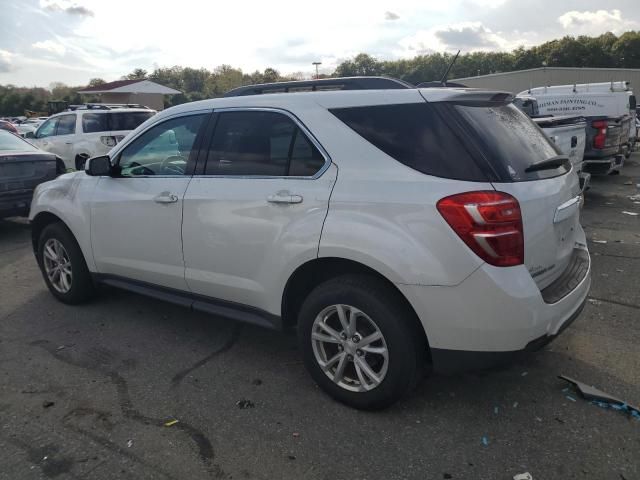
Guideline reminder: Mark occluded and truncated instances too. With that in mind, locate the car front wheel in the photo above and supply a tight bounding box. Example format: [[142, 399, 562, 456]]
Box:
[[37, 222, 95, 304], [298, 275, 425, 410]]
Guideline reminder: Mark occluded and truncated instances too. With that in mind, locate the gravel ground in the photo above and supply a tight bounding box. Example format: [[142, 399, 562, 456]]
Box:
[[0, 154, 639, 480]]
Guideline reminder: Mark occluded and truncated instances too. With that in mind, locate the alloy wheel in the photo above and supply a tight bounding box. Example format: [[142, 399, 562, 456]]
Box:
[[43, 238, 73, 293], [311, 304, 389, 392]]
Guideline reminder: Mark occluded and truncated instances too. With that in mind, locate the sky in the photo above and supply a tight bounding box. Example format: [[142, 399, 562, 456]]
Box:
[[0, 0, 639, 88]]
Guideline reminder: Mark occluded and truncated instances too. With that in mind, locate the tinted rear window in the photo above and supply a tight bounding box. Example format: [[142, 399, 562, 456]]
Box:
[[82, 111, 154, 133], [0, 130, 37, 151], [329, 103, 487, 181], [453, 103, 568, 181], [110, 111, 154, 131], [82, 113, 108, 133]]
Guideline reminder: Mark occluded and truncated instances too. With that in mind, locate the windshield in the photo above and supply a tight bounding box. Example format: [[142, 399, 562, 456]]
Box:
[[453, 103, 569, 181], [0, 130, 38, 152]]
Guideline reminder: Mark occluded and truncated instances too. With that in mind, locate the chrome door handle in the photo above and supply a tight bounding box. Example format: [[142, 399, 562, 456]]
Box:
[[267, 192, 303, 204], [154, 193, 179, 204]]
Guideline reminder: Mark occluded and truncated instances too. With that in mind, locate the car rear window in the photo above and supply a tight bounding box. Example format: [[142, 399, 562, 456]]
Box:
[[452, 103, 569, 181], [0, 130, 37, 151], [82, 111, 154, 133], [329, 103, 487, 181], [110, 111, 155, 131]]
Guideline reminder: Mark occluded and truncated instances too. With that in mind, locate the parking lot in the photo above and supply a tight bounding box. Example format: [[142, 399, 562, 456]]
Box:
[[0, 156, 638, 480]]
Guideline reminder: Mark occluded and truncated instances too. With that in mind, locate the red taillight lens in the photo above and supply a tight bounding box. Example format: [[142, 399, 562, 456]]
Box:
[[592, 120, 607, 149], [437, 191, 524, 267]]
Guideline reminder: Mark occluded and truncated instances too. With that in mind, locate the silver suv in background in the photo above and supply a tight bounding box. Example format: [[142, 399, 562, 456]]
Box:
[[27, 104, 155, 170]]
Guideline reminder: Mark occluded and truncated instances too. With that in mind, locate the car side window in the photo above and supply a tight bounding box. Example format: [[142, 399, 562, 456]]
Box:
[[55, 114, 76, 136], [36, 118, 58, 139], [82, 113, 108, 133], [117, 114, 206, 177], [204, 111, 325, 176]]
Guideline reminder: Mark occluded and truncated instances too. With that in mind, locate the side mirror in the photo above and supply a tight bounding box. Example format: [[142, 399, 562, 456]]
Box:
[[85, 155, 112, 176], [24, 131, 35, 139]]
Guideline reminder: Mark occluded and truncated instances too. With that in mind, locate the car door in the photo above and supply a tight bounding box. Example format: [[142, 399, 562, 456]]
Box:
[[32, 117, 59, 152], [49, 113, 77, 165], [182, 108, 337, 316], [90, 112, 209, 291]]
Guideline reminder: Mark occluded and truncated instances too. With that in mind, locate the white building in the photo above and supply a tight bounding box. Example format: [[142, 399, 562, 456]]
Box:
[[78, 79, 181, 111]]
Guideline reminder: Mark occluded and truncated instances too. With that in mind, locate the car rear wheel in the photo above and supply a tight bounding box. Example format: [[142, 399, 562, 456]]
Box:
[[298, 275, 425, 410], [38, 222, 95, 304]]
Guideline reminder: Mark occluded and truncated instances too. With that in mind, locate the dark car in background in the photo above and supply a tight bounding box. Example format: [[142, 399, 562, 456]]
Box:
[[0, 130, 62, 219]]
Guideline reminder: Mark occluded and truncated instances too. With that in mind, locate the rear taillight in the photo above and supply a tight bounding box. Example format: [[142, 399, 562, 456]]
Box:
[[592, 120, 607, 149], [100, 136, 117, 147], [437, 191, 524, 267]]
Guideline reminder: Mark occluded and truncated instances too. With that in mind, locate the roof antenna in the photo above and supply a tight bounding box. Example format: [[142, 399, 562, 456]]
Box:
[[440, 50, 461, 86]]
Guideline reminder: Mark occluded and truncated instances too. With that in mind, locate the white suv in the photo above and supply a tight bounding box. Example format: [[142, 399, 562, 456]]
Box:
[[28, 106, 155, 170], [29, 78, 591, 409]]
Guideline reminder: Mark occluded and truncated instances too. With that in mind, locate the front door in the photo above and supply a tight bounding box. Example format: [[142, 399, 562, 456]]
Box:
[[90, 112, 208, 291], [182, 109, 337, 314]]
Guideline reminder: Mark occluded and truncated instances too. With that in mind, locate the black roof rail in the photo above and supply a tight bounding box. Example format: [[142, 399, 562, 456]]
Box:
[[66, 103, 151, 111], [224, 76, 414, 97]]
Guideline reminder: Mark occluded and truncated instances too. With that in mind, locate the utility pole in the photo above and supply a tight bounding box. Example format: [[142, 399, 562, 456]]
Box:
[[312, 62, 322, 79]]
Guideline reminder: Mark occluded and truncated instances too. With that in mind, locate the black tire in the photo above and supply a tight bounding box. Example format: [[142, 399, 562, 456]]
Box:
[[75, 154, 89, 171], [297, 274, 426, 410], [37, 222, 95, 304]]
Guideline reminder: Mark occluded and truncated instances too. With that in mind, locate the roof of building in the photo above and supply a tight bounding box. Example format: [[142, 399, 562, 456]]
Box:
[[78, 79, 181, 95]]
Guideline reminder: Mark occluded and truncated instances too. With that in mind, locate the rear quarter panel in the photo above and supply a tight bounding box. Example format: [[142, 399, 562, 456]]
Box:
[[302, 106, 489, 286]]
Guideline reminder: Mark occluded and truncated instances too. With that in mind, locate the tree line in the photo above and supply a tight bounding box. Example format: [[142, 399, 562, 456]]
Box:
[[1, 31, 639, 116]]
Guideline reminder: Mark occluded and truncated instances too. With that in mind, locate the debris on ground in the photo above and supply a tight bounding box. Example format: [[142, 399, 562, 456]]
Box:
[[521, 371, 528, 377], [481, 436, 489, 446], [127, 439, 133, 448], [559, 375, 640, 419], [494, 406, 499, 414], [629, 194, 640, 201], [42, 401, 55, 408], [164, 419, 179, 427], [513, 402, 519, 408], [292, 432, 300, 438], [592, 240, 607, 244], [588, 299, 602, 306], [621, 211, 639, 216], [513, 473, 533, 480], [252, 378, 263, 386], [623, 181, 633, 185], [443, 474, 453, 479], [287, 455, 296, 460], [236, 399, 255, 409], [566, 395, 577, 402]]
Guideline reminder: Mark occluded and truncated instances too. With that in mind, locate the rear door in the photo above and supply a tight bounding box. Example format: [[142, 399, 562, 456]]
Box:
[[182, 108, 336, 315], [451, 103, 584, 290], [48, 113, 77, 165]]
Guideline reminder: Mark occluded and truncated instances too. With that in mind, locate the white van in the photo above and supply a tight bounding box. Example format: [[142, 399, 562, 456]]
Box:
[[523, 82, 636, 149], [519, 82, 636, 174]]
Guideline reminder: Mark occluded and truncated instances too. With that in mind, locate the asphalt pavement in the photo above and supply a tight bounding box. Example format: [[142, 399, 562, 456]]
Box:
[[1, 154, 639, 480]]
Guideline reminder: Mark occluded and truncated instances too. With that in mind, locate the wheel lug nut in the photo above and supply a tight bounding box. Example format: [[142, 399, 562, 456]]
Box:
[[347, 354, 353, 361], [340, 333, 347, 340], [357, 350, 363, 356], [352, 335, 360, 343], [338, 345, 343, 351]]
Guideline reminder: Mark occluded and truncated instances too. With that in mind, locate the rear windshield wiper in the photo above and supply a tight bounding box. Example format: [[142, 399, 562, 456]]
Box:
[[524, 155, 570, 173]]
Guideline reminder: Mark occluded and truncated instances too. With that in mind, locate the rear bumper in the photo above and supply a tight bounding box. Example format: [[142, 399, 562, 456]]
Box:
[[0, 191, 33, 218], [397, 246, 591, 375], [583, 155, 624, 175]]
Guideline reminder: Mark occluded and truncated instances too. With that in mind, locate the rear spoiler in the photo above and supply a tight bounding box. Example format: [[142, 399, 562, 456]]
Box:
[[433, 90, 514, 106]]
